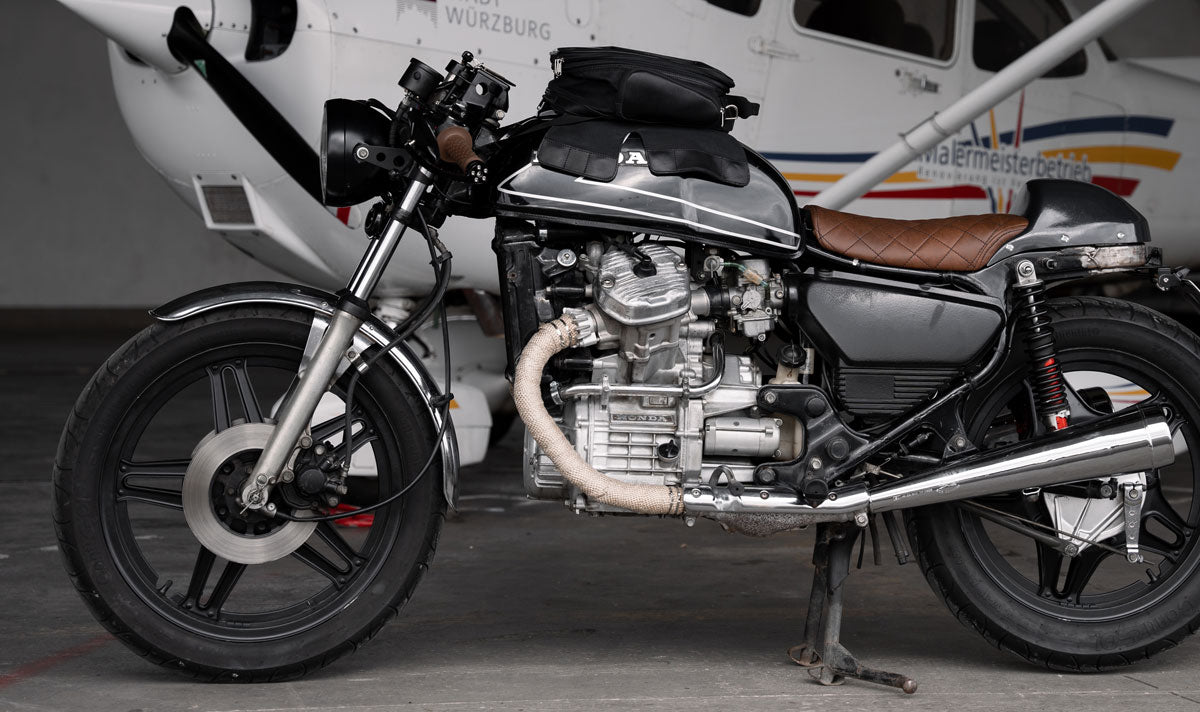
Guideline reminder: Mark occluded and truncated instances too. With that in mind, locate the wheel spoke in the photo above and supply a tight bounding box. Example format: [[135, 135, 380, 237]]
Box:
[[183, 547, 216, 608], [209, 365, 232, 432], [1063, 382, 1112, 421], [1035, 542, 1064, 597], [327, 426, 378, 464], [209, 361, 264, 431], [118, 458, 188, 510], [314, 521, 363, 566], [1140, 531, 1184, 566], [201, 562, 247, 614], [120, 458, 190, 478], [230, 361, 263, 423], [1059, 546, 1109, 602], [314, 518, 360, 564], [1142, 488, 1192, 543], [310, 409, 367, 450], [1145, 391, 1192, 435], [292, 543, 351, 588], [116, 487, 182, 510], [310, 413, 347, 444]]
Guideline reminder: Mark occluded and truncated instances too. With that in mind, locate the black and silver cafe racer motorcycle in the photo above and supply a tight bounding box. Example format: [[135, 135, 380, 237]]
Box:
[[54, 41, 1200, 693]]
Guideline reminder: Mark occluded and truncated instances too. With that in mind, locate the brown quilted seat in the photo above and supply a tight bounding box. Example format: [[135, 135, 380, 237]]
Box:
[[806, 205, 1029, 272]]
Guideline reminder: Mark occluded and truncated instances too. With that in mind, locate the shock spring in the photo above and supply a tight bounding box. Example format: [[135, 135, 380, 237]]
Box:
[[1014, 279, 1069, 430]]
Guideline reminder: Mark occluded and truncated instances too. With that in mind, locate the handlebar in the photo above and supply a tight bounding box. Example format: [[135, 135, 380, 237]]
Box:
[[436, 125, 487, 184]]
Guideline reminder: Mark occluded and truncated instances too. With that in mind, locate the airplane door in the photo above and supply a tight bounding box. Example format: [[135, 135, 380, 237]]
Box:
[[951, 0, 1127, 216], [762, 0, 968, 218]]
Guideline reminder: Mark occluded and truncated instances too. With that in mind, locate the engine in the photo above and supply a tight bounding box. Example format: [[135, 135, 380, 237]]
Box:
[[516, 236, 804, 514]]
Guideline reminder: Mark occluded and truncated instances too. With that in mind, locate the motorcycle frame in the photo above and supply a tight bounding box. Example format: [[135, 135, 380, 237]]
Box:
[[766, 235, 1178, 478]]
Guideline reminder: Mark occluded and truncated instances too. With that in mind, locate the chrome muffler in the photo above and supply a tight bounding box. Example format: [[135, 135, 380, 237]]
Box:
[[684, 407, 1175, 517]]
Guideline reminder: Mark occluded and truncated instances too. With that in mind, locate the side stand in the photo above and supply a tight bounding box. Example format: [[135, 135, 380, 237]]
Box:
[[789, 522, 918, 694]]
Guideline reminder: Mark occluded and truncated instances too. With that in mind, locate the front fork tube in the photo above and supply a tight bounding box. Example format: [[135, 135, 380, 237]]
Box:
[[240, 172, 430, 510]]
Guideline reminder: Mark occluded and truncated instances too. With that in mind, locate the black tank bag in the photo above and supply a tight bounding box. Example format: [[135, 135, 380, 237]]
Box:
[[543, 46, 759, 131], [537, 47, 760, 187]]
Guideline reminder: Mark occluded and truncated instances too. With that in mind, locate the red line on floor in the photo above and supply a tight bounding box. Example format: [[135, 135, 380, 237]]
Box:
[[0, 635, 110, 690]]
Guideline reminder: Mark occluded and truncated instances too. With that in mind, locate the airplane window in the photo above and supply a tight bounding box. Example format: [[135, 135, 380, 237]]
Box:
[[707, 0, 762, 16], [246, 0, 298, 62], [1076, 0, 1200, 59], [973, 0, 1086, 77], [792, 0, 957, 60]]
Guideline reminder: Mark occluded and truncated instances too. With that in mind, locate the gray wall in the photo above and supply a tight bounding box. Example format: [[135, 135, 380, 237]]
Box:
[[0, 0, 284, 308]]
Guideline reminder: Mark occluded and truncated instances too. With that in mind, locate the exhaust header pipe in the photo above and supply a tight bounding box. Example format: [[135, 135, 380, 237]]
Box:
[[685, 407, 1175, 516]]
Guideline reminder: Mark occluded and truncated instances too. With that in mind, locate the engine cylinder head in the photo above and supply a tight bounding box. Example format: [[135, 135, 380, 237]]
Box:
[[595, 245, 691, 326]]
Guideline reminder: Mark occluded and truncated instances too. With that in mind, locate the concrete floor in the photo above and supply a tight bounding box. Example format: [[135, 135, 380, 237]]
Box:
[[4, 330, 1200, 711]]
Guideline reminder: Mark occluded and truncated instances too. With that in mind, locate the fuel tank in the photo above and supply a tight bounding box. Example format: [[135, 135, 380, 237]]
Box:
[[492, 133, 801, 256]]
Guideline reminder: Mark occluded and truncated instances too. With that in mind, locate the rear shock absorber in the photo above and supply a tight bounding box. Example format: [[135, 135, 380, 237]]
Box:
[[1014, 260, 1070, 431]]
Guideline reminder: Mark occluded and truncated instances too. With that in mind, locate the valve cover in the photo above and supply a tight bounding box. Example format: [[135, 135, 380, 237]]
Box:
[[595, 244, 690, 325]]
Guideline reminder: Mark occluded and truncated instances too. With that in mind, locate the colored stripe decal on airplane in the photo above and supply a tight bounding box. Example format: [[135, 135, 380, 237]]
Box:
[[1090, 175, 1139, 196], [791, 177, 1135, 200], [768, 116, 1176, 164], [761, 151, 876, 163], [1040, 145, 1181, 171], [782, 171, 925, 183], [983, 115, 1174, 147], [771, 109, 1171, 201], [793, 185, 988, 199]]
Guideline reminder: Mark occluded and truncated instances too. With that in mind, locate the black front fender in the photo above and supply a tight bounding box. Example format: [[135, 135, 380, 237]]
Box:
[[152, 281, 460, 507]]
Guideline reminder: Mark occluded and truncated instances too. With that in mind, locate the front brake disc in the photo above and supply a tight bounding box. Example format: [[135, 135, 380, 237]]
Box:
[[182, 422, 316, 564]]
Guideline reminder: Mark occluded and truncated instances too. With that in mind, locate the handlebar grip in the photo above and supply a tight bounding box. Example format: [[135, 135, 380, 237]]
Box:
[[436, 125, 486, 183]]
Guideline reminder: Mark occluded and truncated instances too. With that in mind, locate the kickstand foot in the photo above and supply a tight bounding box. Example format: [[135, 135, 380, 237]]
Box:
[[789, 522, 918, 695]]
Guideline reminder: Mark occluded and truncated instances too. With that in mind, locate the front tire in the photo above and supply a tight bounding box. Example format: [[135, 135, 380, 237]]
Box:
[[912, 297, 1200, 670], [53, 307, 445, 680]]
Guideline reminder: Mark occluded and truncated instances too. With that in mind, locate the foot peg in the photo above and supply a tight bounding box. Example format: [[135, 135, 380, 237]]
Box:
[[790, 523, 918, 694]]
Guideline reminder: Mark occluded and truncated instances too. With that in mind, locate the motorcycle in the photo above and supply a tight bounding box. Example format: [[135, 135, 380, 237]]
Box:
[[53, 36, 1200, 693]]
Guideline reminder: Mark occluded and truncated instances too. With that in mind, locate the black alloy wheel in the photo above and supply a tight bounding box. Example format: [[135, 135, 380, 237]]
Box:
[[912, 297, 1200, 669], [53, 307, 444, 680]]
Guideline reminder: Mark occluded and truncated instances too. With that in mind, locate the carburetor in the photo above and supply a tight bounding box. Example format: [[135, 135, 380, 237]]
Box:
[[695, 255, 785, 341]]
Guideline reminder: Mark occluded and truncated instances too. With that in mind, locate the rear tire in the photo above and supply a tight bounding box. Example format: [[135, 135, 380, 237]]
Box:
[[911, 297, 1200, 670], [53, 307, 445, 680]]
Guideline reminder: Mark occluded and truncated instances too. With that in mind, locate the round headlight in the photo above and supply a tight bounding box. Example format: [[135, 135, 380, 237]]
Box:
[[319, 99, 392, 207]]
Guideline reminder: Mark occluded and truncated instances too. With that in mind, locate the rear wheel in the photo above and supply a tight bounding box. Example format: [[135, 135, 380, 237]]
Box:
[[912, 297, 1200, 669], [53, 307, 445, 680]]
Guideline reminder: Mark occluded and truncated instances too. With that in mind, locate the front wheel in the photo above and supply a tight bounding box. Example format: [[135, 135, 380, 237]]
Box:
[[912, 297, 1200, 670], [53, 306, 445, 680]]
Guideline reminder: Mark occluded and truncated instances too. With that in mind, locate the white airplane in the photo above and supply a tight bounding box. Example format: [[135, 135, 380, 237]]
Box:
[[58, 0, 1200, 457]]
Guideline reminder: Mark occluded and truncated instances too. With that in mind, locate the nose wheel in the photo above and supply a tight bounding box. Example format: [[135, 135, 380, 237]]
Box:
[[182, 422, 316, 565]]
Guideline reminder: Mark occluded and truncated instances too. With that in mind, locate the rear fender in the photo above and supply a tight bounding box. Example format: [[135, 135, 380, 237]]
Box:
[[151, 281, 459, 508]]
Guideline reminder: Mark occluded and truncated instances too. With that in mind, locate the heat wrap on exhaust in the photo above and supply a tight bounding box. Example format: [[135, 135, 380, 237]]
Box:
[[512, 315, 685, 515]]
